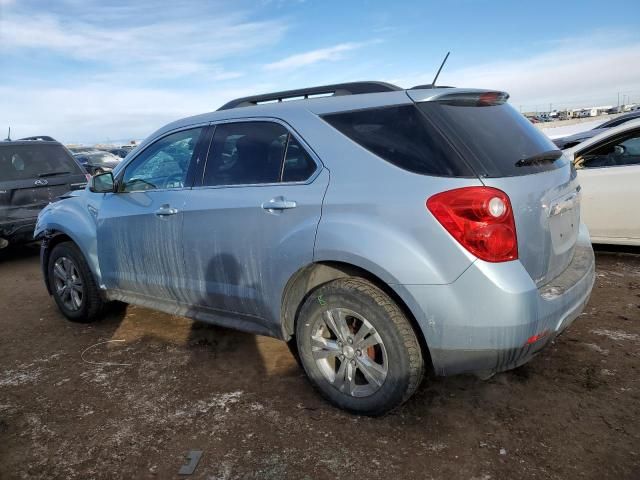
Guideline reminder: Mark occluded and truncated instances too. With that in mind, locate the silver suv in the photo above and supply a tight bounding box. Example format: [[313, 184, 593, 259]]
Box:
[[35, 82, 595, 415]]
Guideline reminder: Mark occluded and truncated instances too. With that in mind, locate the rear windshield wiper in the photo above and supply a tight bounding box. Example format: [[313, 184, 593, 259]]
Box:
[[515, 150, 562, 168], [38, 171, 72, 177]]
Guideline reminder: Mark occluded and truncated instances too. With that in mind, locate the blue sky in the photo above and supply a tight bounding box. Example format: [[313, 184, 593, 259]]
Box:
[[1, 0, 639, 144]]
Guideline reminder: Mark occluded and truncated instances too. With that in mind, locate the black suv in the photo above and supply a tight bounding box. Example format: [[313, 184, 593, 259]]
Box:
[[0, 137, 88, 248]]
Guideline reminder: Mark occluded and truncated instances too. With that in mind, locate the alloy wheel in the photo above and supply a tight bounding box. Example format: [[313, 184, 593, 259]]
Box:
[[310, 307, 388, 397], [53, 256, 84, 311]]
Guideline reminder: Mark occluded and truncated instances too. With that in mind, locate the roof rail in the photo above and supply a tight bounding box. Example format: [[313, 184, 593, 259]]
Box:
[[18, 135, 57, 142], [217, 81, 402, 111]]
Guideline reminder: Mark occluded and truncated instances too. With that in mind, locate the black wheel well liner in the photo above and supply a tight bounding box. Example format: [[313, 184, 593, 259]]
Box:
[[281, 261, 433, 371]]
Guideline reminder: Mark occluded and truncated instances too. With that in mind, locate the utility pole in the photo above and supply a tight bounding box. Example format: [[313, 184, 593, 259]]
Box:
[[618, 92, 620, 111]]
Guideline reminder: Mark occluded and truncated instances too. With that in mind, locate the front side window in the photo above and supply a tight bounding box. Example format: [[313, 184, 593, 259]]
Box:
[[202, 121, 316, 186], [576, 129, 640, 169], [121, 127, 204, 192]]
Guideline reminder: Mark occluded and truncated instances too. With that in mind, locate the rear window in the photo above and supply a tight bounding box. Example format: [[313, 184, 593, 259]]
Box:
[[321, 105, 474, 177], [417, 101, 567, 177], [0, 144, 83, 181]]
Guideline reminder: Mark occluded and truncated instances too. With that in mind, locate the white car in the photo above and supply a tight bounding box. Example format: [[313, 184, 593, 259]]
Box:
[[565, 119, 640, 246]]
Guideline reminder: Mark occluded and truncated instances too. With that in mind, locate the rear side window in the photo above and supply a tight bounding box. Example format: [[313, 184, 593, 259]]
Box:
[[0, 144, 83, 181], [418, 101, 567, 177], [282, 136, 317, 182], [322, 105, 474, 177], [203, 122, 317, 186]]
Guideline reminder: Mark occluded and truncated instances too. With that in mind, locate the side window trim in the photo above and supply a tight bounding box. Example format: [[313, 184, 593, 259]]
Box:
[[195, 117, 322, 189], [114, 124, 209, 192], [278, 133, 292, 182]]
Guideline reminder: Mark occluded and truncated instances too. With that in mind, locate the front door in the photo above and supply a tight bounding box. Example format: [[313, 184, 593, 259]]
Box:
[[575, 128, 640, 242], [181, 120, 328, 333], [97, 126, 207, 301]]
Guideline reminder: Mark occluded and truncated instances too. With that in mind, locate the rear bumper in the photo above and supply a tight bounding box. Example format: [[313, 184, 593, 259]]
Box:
[[0, 217, 38, 245], [403, 223, 595, 376]]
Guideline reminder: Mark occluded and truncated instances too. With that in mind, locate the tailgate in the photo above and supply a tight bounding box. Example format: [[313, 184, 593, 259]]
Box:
[[0, 175, 87, 223], [482, 167, 581, 285], [412, 89, 581, 285]]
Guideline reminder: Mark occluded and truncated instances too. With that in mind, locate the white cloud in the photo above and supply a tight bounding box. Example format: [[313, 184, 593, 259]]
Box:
[[0, 83, 273, 144], [0, 10, 287, 82], [263, 42, 366, 71]]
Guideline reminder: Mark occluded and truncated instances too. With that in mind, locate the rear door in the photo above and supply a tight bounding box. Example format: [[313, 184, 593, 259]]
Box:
[[0, 143, 87, 230], [181, 120, 328, 332], [97, 126, 208, 300], [412, 91, 580, 285], [573, 128, 640, 242]]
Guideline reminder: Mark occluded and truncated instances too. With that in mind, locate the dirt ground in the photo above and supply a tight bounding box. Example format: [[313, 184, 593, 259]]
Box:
[[0, 245, 638, 480]]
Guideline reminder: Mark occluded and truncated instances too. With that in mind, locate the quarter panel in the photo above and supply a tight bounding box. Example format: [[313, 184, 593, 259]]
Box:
[[307, 115, 481, 285]]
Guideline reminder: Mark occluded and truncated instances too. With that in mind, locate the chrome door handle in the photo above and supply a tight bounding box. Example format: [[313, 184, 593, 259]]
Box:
[[155, 204, 178, 216], [261, 197, 297, 211]]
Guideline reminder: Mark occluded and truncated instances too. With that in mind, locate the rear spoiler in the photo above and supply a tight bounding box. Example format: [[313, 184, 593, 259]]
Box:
[[407, 88, 510, 106]]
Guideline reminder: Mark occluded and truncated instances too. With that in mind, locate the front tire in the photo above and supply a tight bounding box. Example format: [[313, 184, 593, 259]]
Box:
[[296, 278, 424, 415], [48, 242, 104, 322]]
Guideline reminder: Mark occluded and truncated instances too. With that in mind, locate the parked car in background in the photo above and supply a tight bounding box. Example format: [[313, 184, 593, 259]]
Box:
[[107, 148, 130, 159], [565, 119, 640, 246], [0, 137, 88, 248], [72, 150, 122, 175], [554, 111, 640, 149], [35, 82, 595, 415]]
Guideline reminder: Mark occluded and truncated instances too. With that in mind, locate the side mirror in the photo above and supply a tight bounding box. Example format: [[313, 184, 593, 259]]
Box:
[[90, 172, 115, 193]]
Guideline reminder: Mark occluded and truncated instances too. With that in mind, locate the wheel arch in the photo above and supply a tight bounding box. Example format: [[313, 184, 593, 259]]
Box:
[[281, 260, 433, 372], [41, 230, 101, 297]]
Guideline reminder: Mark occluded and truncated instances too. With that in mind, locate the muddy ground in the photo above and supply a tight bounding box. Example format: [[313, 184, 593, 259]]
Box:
[[0, 245, 638, 479]]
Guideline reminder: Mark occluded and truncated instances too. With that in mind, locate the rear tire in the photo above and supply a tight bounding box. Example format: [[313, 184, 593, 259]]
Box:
[[48, 242, 105, 322], [296, 278, 424, 415]]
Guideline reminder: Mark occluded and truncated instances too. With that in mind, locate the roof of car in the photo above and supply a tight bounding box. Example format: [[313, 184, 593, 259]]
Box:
[[149, 84, 498, 141], [0, 140, 62, 147], [565, 118, 640, 155], [598, 110, 640, 128]]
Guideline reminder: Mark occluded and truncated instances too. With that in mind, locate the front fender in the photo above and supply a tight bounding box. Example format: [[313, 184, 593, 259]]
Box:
[[36, 195, 102, 286]]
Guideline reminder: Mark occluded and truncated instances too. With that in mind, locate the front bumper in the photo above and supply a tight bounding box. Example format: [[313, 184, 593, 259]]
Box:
[[404, 224, 595, 376]]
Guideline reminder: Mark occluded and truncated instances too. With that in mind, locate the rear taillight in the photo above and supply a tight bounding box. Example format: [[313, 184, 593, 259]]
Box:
[[427, 187, 518, 262]]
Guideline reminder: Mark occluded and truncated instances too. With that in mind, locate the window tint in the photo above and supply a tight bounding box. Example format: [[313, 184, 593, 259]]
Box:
[[0, 144, 83, 181], [322, 105, 474, 177], [203, 122, 288, 186], [282, 136, 317, 182], [121, 127, 203, 192], [417, 102, 567, 177], [577, 130, 640, 169]]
